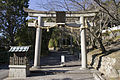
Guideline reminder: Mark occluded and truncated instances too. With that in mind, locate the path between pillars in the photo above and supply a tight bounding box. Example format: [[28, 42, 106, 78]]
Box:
[[3, 51, 103, 80], [26, 51, 100, 80]]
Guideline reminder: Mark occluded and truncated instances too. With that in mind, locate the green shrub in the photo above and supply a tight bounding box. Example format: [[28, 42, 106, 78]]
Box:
[[48, 39, 58, 48], [54, 39, 58, 47], [48, 39, 54, 48]]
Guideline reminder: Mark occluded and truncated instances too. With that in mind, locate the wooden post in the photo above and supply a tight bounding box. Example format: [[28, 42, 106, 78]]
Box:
[[80, 16, 87, 69], [33, 16, 42, 68]]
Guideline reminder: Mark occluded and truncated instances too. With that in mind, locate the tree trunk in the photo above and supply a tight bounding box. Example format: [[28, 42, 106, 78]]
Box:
[[97, 38, 106, 52], [10, 34, 15, 46], [92, 39, 98, 49]]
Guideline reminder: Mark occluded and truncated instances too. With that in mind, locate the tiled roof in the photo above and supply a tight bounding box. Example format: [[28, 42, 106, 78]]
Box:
[[9, 46, 30, 52]]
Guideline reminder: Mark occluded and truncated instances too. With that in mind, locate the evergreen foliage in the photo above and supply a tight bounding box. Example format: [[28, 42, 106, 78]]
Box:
[[0, 0, 29, 46]]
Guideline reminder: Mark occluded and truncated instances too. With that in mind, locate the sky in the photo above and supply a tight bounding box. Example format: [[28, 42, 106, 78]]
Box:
[[28, 0, 66, 11], [29, 0, 49, 11], [29, 0, 41, 10]]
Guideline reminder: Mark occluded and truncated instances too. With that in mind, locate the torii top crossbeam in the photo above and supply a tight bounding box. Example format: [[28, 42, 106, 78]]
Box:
[[24, 8, 99, 17], [24, 8, 99, 27]]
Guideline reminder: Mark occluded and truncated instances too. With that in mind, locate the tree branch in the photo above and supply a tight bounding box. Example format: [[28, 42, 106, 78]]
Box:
[[94, 0, 120, 23]]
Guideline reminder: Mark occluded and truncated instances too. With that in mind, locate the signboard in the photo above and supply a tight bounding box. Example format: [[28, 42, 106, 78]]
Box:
[[56, 11, 66, 23]]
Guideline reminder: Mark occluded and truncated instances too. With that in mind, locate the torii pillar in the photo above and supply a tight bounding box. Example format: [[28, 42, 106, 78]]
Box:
[[80, 16, 87, 69], [33, 16, 42, 68]]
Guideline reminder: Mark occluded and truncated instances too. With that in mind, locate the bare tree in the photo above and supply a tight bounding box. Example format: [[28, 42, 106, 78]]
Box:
[[36, 0, 120, 52], [37, 0, 94, 11], [87, 12, 111, 52], [93, 0, 120, 24]]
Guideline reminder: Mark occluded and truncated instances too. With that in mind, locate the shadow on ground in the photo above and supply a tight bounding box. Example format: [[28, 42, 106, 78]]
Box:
[[52, 78, 72, 80], [0, 64, 8, 70], [29, 70, 69, 77]]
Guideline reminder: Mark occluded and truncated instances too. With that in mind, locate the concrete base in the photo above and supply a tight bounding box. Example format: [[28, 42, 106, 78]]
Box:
[[80, 67, 88, 70], [32, 66, 41, 69], [60, 63, 66, 67], [9, 65, 30, 78]]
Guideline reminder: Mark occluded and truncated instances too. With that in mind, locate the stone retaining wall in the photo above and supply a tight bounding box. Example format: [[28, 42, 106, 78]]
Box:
[[87, 49, 120, 79]]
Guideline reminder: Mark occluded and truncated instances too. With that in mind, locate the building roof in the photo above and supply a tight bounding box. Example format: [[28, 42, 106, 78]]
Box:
[[9, 46, 30, 52]]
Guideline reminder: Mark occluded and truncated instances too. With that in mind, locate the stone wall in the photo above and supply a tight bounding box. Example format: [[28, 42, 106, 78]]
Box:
[[87, 49, 120, 79]]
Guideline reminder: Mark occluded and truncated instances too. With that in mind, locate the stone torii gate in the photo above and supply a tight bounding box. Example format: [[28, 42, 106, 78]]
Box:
[[24, 8, 98, 69]]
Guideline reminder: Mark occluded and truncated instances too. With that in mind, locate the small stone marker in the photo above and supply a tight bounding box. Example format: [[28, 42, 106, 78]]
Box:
[[61, 55, 65, 66]]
